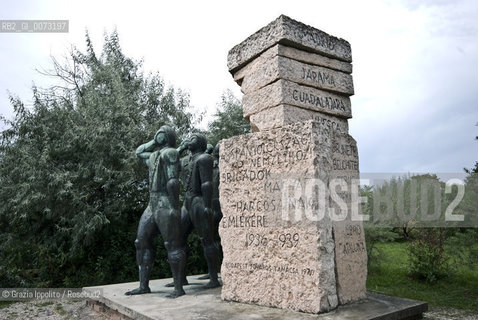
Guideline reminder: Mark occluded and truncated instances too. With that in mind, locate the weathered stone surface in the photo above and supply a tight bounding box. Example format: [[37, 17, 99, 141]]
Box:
[[329, 133, 367, 303], [242, 79, 352, 119], [233, 45, 279, 83], [222, 15, 368, 315], [219, 120, 368, 312], [278, 45, 353, 74], [219, 121, 339, 314], [249, 104, 349, 133], [233, 44, 352, 84], [227, 15, 352, 73], [333, 221, 368, 304], [83, 278, 428, 320], [239, 55, 354, 95]]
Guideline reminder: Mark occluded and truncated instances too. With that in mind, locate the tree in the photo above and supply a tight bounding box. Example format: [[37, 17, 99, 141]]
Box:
[[363, 173, 476, 282], [362, 185, 398, 269], [207, 89, 250, 146], [449, 131, 478, 270], [464, 123, 477, 174], [0, 31, 197, 287]]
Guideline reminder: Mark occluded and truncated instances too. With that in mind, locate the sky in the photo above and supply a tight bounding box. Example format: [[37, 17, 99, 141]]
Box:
[[0, 0, 477, 175]]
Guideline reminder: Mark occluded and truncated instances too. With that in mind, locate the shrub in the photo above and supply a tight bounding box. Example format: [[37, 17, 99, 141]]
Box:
[[408, 228, 449, 283]]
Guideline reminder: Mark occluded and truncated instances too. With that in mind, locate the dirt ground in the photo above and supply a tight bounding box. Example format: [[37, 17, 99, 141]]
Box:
[[0, 300, 109, 319]]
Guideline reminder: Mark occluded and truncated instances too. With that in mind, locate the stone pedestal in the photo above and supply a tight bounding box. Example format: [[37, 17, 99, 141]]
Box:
[[83, 276, 428, 320], [219, 15, 367, 314]]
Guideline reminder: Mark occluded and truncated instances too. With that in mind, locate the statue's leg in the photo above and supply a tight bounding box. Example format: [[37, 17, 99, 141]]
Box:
[[202, 240, 220, 288], [125, 206, 159, 295], [165, 205, 192, 288], [212, 197, 223, 256], [213, 198, 223, 232], [156, 206, 187, 298], [198, 198, 222, 280], [190, 197, 221, 289], [181, 205, 193, 284], [165, 246, 187, 297]]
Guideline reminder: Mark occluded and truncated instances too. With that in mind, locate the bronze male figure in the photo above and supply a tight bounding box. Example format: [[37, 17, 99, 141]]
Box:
[[126, 125, 186, 298], [181, 133, 220, 288], [212, 143, 222, 231]]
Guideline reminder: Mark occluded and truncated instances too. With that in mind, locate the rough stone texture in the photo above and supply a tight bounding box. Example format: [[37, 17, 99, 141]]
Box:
[[248, 104, 349, 133], [333, 220, 368, 304], [219, 120, 367, 311], [222, 15, 368, 314], [219, 119, 367, 313], [278, 44, 352, 74], [83, 277, 429, 320], [238, 55, 354, 95], [219, 121, 339, 313], [329, 133, 367, 303], [242, 79, 352, 119], [234, 45, 352, 85], [0, 299, 112, 320], [227, 15, 352, 73]]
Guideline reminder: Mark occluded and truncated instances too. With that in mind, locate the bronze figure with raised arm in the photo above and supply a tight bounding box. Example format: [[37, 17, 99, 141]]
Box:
[[125, 125, 186, 298]]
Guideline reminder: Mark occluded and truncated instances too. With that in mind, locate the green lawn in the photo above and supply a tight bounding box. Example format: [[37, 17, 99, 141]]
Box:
[[0, 301, 15, 309], [367, 242, 478, 312]]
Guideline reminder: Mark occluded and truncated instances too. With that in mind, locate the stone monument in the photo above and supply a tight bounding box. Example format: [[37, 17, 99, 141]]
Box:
[[219, 15, 367, 313]]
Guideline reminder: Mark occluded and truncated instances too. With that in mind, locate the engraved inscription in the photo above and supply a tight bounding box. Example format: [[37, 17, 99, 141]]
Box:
[[264, 181, 281, 193], [222, 132, 311, 163], [245, 232, 299, 248], [231, 199, 277, 212], [333, 159, 359, 171], [224, 261, 315, 276], [222, 168, 272, 183], [249, 105, 349, 133], [312, 114, 347, 134], [242, 79, 352, 119], [339, 241, 366, 255], [301, 67, 336, 86], [296, 28, 336, 51], [222, 16, 366, 312], [337, 224, 366, 255], [332, 143, 358, 157], [292, 89, 346, 111], [222, 214, 268, 229]]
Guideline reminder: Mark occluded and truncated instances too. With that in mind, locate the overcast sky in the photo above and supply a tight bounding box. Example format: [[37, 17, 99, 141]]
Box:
[[1, 0, 477, 174]]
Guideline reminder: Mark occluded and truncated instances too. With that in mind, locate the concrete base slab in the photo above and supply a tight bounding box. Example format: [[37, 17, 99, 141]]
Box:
[[84, 275, 427, 320]]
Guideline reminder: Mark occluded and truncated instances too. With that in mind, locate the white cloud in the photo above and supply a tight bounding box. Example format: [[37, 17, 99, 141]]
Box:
[[1, 0, 477, 172]]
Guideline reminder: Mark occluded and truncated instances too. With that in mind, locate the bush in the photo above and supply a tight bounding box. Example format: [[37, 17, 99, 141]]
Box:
[[364, 227, 399, 269], [408, 228, 449, 283], [0, 31, 198, 287], [446, 228, 478, 271]]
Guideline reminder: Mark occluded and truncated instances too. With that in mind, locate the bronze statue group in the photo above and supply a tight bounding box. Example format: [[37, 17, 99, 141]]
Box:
[[125, 125, 221, 298]]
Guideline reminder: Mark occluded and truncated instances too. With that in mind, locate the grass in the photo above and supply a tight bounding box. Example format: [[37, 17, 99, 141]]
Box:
[[55, 303, 66, 316], [0, 301, 15, 309], [367, 242, 478, 312]]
